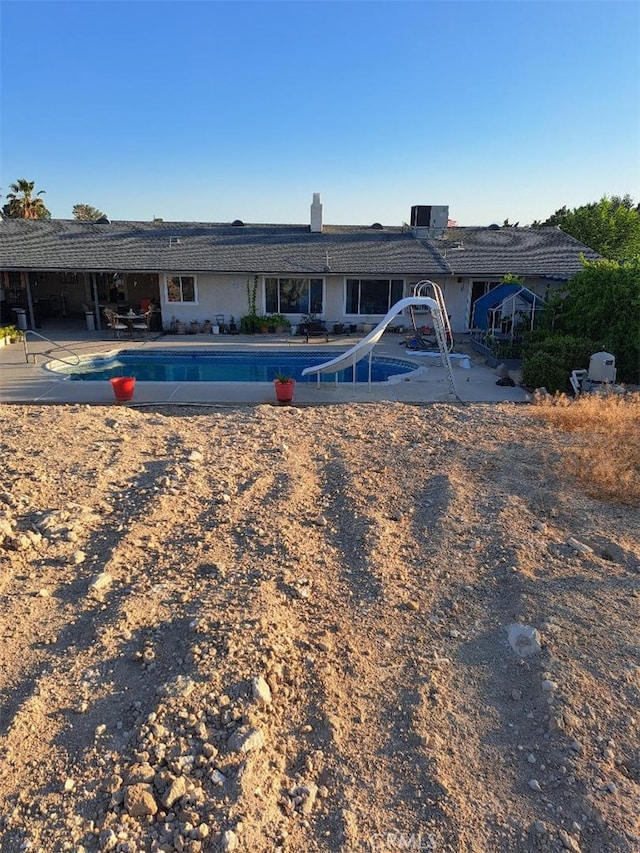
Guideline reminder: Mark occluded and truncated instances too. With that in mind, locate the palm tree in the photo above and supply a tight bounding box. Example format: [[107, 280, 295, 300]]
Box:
[[2, 179, 51, 219]]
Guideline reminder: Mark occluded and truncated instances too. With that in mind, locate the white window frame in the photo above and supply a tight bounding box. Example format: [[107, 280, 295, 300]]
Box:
[[164, 274, 199, 304], [264, 276, 325, 316], [343, 277, 405, 316]]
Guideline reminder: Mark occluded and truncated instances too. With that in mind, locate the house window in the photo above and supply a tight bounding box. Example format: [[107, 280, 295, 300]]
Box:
[[265, 277, 323, 314], [166, 275, 197, 303], [345, 279, 404, 315]]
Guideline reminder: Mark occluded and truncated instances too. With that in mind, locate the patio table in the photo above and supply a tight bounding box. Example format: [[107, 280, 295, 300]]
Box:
[[117, 312, 146, 337]]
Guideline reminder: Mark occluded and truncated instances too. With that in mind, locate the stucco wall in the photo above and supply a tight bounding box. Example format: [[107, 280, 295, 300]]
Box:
[[159, 273, 252, 329], [157, 272, 559, 333]]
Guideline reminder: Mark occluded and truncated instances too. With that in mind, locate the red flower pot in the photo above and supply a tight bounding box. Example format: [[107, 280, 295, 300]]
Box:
[[274, 378, 295, 404], [110, 376, 136, 401]]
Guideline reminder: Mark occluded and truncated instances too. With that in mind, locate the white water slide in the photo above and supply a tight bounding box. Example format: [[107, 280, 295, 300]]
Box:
[[301, 293, 459, 397]]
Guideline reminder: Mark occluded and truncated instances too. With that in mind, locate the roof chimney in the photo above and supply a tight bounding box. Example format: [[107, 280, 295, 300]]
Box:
[[310, 193, 323, 233]]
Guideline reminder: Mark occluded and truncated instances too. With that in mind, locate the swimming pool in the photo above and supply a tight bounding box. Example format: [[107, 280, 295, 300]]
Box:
[[48, 350, 417, 383]]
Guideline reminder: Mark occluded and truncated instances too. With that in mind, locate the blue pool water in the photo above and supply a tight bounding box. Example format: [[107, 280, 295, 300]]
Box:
[[51, 350, 416, 383]]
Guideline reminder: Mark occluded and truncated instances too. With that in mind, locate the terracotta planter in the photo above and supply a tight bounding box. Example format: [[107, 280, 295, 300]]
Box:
[[110, 376, 136, 401], [274, 379, 295, 405]]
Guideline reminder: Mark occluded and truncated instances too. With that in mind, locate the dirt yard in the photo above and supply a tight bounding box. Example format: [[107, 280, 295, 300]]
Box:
[[0, 401, 638, 853]]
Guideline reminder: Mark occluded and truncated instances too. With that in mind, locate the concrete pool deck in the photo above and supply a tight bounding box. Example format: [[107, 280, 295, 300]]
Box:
[[0, 325, 530, 406]]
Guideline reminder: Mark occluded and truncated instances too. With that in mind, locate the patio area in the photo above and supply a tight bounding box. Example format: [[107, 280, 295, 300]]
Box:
[[0, 324, 530, 406]]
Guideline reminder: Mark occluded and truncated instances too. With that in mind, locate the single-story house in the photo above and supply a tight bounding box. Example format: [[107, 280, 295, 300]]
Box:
[[0, 194, 600, 333]]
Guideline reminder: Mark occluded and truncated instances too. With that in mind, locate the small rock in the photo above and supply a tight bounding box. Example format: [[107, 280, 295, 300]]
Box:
[[541, 679, 558, 693], [511, 689, 523, 701], [99, 828, 118, 851], [532, 820, 547, 835], [227, 726, 265, 754], [507, 624, 541, 657], [251, 675, 272, 706], [210, 769, 227, 785], [72, 550, 86, 564], [162, 774, 188, 808], [194, 823, 210, 840], [558, 828, 582, 852], [528, 779, 541, 792], [188, 451, 204, 463], [89, 572, 113, 594], [294, 782, 318, 815], [605, 781, 617, 793], [222, 829, 239, 851], [567, 536, 593, 556], [124, 783, 158, 817]]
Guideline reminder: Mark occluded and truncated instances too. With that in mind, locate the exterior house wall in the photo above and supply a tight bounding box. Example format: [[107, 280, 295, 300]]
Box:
[[437, 278, 469, 332], [159, 272, 252, 329], [158, 270, 564, 334]]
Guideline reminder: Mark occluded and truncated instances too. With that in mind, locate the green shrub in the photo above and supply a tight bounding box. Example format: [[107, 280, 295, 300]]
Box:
[[267, 313, 290, 328], [521, 352, 570, 393], [240, 314, 261, 334], [0, 324, 22, 342], [522, 334, 596, 392]]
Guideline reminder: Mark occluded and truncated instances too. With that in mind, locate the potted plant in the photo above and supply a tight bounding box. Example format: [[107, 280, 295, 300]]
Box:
[[240, 314, 261, 334], [273, 373, 295, 405], [270, 313, 291, 333]]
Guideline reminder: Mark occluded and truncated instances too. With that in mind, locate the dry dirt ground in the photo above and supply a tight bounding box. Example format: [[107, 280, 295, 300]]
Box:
[[0, 401, 638, 853]]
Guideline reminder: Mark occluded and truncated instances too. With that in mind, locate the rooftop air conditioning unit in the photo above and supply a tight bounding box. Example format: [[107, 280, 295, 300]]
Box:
[[410, 205, 449, 229]]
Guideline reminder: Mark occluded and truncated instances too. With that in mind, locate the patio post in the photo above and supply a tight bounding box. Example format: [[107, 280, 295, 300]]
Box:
[[92, 273, 102, 331], [25, 272, 36, 330]]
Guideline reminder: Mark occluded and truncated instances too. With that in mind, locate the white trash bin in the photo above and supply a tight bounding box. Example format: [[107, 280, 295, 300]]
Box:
[[85, 310, 95, 332], [15, 308, 27, 331]]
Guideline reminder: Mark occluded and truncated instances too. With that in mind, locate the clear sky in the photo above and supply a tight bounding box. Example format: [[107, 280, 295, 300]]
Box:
[[1, 0, 639, 226]]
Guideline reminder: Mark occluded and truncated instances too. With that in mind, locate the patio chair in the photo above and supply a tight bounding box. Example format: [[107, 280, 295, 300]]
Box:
[[131, 310, 151, 337], [104, 308, 127, 339]]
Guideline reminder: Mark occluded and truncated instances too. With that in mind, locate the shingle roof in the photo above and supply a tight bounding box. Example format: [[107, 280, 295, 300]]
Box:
[[0, 218, 600, 277], [438, 226, 600, 275]]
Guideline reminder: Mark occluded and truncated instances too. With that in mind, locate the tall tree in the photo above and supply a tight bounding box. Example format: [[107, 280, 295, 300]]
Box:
[[2, 179, 51, 219], [532, 195, 640, 261], [73, 203, 106, 221]]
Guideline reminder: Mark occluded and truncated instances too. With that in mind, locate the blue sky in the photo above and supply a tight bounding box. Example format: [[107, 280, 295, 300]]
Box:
[[1, 0, 639, 225]]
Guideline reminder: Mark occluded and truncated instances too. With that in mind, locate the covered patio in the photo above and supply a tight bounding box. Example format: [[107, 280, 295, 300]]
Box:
[[1, 270, 161, 333]]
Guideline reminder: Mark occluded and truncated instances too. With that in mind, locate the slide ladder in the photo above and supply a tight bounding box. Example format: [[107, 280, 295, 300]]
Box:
[[301, 290, 460, 399], [412, 280, 454, 351]]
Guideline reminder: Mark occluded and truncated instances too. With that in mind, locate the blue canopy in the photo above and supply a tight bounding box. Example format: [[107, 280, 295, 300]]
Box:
[[471, 284, 542, 330]]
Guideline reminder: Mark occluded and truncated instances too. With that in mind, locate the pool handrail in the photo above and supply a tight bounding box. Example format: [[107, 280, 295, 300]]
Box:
[[23, 330, 81, 366]]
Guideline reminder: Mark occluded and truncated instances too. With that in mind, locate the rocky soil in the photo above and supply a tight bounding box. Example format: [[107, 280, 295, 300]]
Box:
[[0, 401, 638, 853]]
